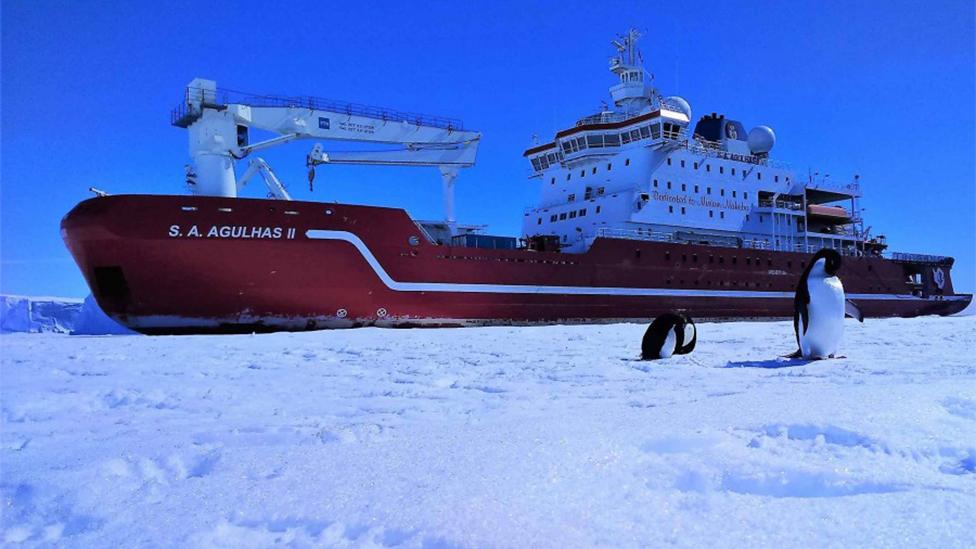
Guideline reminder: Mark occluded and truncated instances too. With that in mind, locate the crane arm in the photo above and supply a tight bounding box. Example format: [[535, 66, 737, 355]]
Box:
[[178, 78, 479, 233]]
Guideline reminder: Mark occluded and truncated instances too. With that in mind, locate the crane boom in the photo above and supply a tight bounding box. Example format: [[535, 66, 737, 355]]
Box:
[[174, 78, 481, 228]]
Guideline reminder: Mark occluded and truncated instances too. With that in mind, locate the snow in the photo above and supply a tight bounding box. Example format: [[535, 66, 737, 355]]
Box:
[[1, 316, 974, 547]]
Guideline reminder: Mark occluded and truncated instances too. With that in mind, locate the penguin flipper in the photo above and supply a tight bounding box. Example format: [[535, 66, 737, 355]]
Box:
[[844, 299, 864, 323]]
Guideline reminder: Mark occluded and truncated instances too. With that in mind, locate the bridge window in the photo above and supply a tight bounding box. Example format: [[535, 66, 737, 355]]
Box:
[[550, 214, 557, 222], [568, 193, 576, 202], [596, 206, 602, 213], [579, 208, 587, 216], [559, 213, 567, 220], [569, 211, 577, 219]]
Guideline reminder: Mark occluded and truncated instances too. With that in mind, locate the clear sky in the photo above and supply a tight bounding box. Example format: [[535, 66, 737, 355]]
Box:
[[2, 0, 974, 297]]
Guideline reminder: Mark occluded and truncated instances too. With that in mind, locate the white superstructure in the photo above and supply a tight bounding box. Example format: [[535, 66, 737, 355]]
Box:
[[521, 29, 878, 257]]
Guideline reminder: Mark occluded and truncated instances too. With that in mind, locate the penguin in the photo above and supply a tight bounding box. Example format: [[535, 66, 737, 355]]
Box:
[[791, 249, 863, 359], [641, 313, 696, 360]]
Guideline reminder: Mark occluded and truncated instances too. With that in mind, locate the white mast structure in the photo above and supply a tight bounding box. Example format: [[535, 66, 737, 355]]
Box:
[[174, 78, 480, 232]]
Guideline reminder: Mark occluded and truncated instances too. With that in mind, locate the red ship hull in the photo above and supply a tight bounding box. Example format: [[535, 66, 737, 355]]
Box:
[[61, 195, 971, 334]]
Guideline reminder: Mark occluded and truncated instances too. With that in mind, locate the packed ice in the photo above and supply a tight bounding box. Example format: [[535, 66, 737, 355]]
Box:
[[1, 305, 974, 547]]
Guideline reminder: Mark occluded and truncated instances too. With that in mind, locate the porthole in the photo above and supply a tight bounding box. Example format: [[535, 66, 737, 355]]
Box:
[[408, 235, 420, 246]]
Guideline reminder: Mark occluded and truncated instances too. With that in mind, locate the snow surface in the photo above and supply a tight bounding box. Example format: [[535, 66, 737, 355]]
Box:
[[1, 317, 974, 547]]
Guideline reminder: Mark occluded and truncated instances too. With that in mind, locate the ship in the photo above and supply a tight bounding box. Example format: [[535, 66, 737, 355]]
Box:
[[61, 30, 971, 333]]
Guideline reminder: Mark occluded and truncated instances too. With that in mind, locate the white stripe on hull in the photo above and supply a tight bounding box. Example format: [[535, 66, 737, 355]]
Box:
[[305, 230, 967, 302]]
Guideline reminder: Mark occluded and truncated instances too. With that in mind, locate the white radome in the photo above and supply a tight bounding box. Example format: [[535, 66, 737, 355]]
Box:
[[665, 96, 692, 119], [748, 125, 776, 154]]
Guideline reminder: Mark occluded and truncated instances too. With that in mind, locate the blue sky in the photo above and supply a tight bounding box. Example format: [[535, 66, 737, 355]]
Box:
[[2, 0, 974, 296]]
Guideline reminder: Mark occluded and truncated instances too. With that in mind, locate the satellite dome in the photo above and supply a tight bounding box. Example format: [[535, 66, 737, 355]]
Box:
[[664, 96, 692, 119], [748, 126, 776, 154]]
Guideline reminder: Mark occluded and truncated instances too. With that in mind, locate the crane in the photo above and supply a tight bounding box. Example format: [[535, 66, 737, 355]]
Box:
[[172, 78, 481, 231]]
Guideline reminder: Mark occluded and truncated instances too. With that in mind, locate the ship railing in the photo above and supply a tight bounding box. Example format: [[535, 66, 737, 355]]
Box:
[[676, 140, 792, 169], [596, 227, 674, 243], [757, 199, 804, 210], [596, 228, 876, 257], [890, 252, 952, 265], [173, 86, 464, 131], [804, 176, 861, 197], [575, 111, 634, 126]]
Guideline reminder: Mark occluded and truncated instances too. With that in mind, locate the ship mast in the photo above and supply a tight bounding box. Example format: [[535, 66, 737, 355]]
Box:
[[608, 29, 656, 112]]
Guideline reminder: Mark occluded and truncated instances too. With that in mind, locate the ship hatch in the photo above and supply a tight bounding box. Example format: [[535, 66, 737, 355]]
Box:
[[93, 266, 130, 300]]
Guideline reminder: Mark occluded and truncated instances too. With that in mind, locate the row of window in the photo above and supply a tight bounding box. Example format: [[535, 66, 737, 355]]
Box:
[[558, 122, 681, 157], [540, 205, 603, 224], [665, 157, 785, 183], [663, 250, 805, 269], [530, 150, 565, 171], [653, 179, 750, 200], [530, 121, 684, 172]]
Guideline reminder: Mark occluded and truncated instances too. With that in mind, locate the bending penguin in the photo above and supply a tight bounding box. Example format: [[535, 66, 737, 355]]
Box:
[[791, 249, 864, 359], [641, 313, 696, 360]]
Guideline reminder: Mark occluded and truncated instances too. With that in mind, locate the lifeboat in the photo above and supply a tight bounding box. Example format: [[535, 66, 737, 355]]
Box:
[[807, 204, 851, 222]]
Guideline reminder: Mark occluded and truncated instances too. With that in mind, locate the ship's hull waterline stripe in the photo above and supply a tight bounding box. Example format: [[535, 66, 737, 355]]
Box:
[[305, 230, 967, 302]]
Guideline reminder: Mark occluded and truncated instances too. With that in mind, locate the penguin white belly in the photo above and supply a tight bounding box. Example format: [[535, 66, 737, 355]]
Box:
[[801, 276, 846, 358], [659, 328, 677, 358]]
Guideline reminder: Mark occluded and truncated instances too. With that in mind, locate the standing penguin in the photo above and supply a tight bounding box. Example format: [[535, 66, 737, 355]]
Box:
[[641, 313, 696, 360], [791, 249, 863, 359]]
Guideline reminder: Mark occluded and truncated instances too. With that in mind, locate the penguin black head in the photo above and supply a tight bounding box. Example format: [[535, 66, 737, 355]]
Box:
[[811, 248, 843, 277]]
